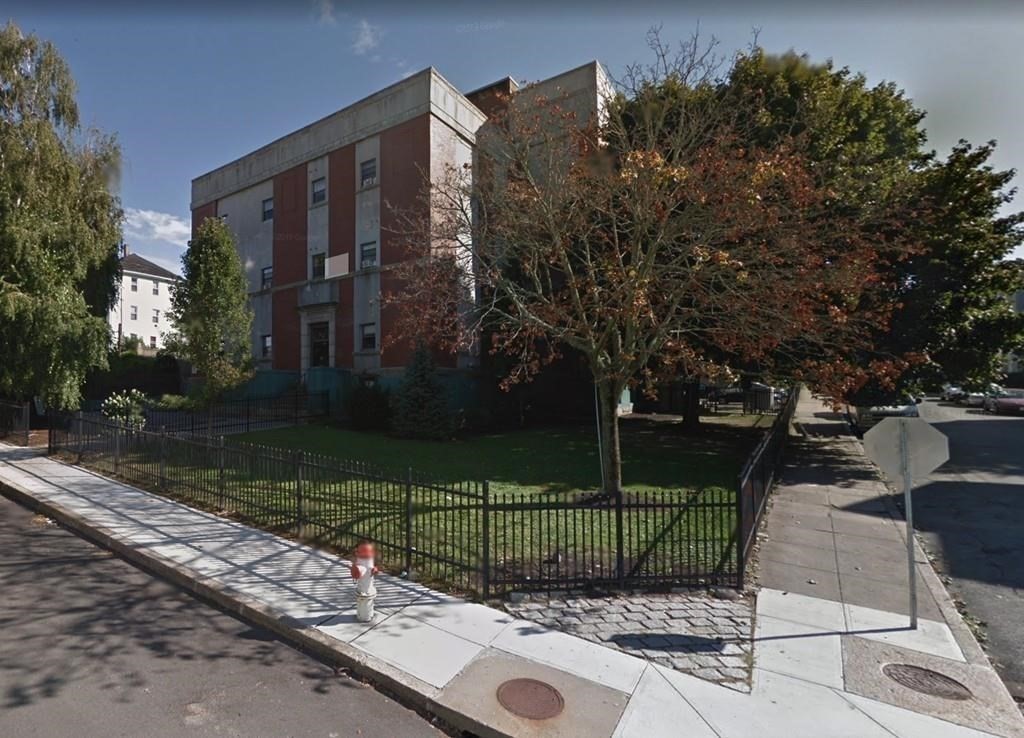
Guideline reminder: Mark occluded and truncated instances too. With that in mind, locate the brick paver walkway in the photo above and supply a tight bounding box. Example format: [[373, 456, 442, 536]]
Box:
[[505, 590, 754, 691]]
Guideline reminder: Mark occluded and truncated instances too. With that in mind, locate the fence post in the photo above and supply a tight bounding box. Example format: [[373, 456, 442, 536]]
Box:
[[736, 475, 745, 589], [217, 435, 226, 509], [159, 426, 167, 491], [404, 467, 414, 577], [615, 491, 625, 588], [113, 422, 121, 475], [75, 411, 83, 460], [22, 401, 29, 447], [294, 450, 304, 538], [481, 480, 491, 599]]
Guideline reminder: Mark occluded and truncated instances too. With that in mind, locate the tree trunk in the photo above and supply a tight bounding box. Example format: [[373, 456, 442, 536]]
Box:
[[597, 381, 624, 497], [682, 380, 701, 433]]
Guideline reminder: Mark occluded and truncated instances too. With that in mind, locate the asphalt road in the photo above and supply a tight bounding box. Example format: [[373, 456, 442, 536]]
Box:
[[915, 399, 1024, 700], [0, 495, 440, 738]]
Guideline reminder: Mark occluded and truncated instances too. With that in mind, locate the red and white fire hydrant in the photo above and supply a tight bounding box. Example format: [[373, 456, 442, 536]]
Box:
[[350, 540, 379, 622]]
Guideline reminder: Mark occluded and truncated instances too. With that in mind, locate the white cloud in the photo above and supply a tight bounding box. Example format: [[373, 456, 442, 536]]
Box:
[[314, 0, 336, 26], [352, 19, 380, 55], [124, 208, 190, 249]]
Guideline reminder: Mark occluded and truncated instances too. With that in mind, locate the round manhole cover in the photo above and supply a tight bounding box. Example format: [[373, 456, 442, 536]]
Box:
[[882, 663, 972, 700], [496, 678, 565, 720]]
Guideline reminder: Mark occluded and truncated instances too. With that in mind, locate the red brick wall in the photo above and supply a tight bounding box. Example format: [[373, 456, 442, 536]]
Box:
[[272, 164, 308, 370], [329, 145, 356, 368], [273, 165, 308, 284], [190, 201, 217, 239], [466, 78, 515, 120], [336, 279, 354, 369], [380, 114, 430, 266], [272, 288, 300, 371], [380, 114, 431, 368]]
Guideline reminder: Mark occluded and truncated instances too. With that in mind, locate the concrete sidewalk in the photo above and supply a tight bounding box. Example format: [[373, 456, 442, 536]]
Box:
[[2, 437, 1021, 737], [754, 395, 1023, 736]]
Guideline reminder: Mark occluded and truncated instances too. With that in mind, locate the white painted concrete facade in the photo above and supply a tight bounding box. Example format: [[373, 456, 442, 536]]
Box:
[[191, 68, 486, 211], [108, 256, 180, 351], [217, 180, 275, 364]]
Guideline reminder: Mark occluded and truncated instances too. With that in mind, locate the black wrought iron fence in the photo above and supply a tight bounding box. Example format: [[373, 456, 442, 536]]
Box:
[[0, 399, 30, 446], [735, 384, 801, 585], [49, 415, 747, 596], [144, 390, 330, 437], [50, 417, 487, 592], [486, 488, 737, 592]]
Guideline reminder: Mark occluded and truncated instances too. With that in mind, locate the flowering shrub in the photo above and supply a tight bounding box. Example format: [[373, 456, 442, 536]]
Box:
[[101, 389, 147, 430]]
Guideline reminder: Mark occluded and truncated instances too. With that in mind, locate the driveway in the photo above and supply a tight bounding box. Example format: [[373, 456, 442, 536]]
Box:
[[0, 494, 439, 738], [915, 399, 1024, 701]]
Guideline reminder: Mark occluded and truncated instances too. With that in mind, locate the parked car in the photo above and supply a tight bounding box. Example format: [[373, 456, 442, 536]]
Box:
[[940, 384, 965, 402], [961, 391, 986, 407], [852, 395, 920, 432], [961, 383, 1001, 408], [984, 388, 1024, 414]]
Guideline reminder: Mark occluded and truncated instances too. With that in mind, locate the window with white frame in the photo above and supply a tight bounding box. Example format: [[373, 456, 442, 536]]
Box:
[[262, 197, 274, 221], [359, 322, 377, 351], [261, 266, 273, 290], [130, 276, 138, 292], [311, 177, 326, 205], [261, 334, 272, 358], [129, 305, 138, 320], [360, 241, 377, 269], [152, 309, 159, 324], [152, 280, 159, 295], [359, 159, 377, 188], [149, 336, 157, 349]]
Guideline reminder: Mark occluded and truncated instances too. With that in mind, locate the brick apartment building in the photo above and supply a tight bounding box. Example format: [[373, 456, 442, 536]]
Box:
[[190, 62, 610, 379]]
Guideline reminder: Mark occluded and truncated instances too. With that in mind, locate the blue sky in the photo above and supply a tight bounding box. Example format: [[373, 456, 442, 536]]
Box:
[[8, 2, 1024, 272]]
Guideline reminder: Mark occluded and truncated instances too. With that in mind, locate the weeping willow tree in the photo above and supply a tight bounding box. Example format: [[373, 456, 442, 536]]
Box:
[[0, 22, 123, 408]]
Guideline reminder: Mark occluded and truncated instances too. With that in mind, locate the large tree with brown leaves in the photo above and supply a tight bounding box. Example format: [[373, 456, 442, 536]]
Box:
[[386, 36, 912, 494]]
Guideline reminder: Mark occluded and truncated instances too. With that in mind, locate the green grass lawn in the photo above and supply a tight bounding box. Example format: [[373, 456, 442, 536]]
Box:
[[236, 412, 771, 498]]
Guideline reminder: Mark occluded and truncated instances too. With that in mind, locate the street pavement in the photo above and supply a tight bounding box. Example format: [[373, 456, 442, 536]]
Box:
[[915, 399, 1024, 701], [0, 495, 439, 738]]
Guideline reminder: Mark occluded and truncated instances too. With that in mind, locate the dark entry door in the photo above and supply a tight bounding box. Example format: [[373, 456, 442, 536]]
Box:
[[309, 322, 330, 367]]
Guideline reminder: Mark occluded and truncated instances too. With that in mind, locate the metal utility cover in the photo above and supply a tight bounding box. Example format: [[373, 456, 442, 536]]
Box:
[[496, 678, 565, 720], [863, 417, 949, 485]]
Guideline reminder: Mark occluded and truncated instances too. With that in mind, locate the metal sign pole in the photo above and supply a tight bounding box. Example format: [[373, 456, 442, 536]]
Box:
[[899, 419, 918, 630]]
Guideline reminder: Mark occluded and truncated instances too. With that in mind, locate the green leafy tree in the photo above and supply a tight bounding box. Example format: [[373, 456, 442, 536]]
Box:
[[169, 218, 253, 410], [0, 22, 123, 408], [897, 143, 1024, 390], [391, 344, 454, 441], [722, 49, 1024, 399]]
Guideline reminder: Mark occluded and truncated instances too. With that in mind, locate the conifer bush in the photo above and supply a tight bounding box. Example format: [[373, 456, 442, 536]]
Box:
[[391, 343, 454, 440]]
